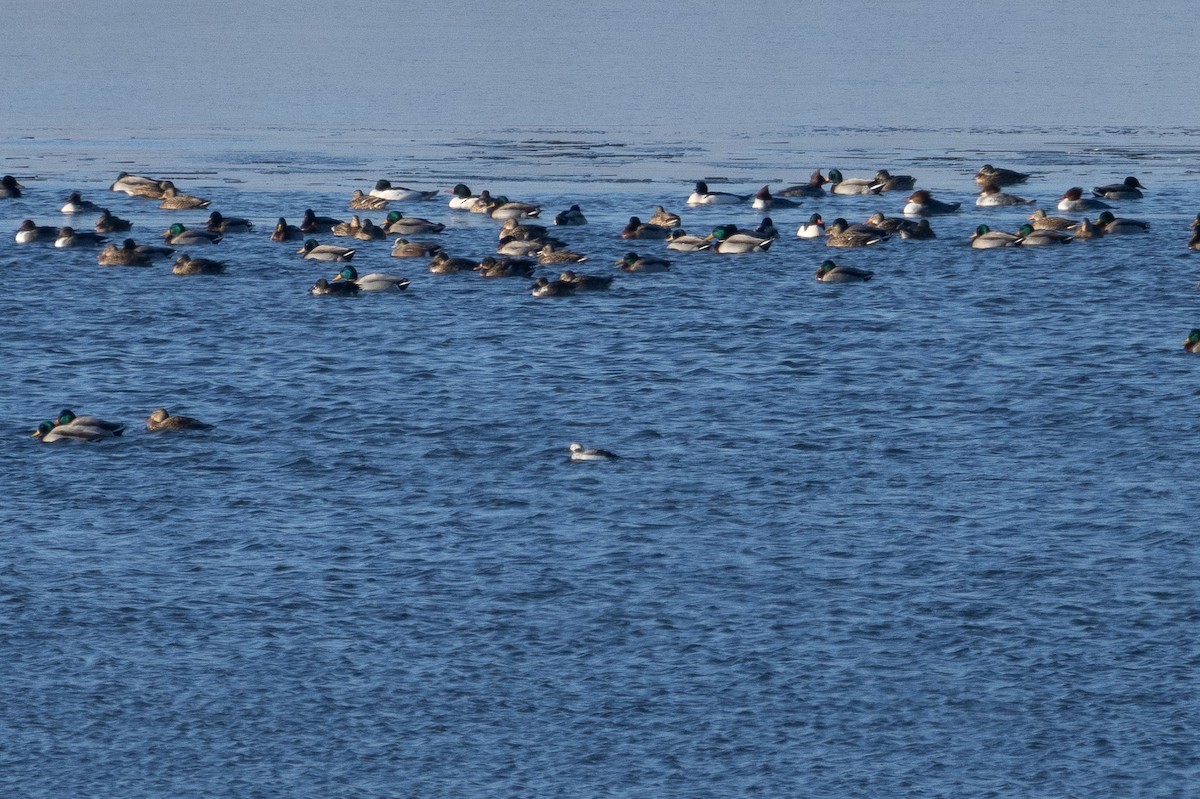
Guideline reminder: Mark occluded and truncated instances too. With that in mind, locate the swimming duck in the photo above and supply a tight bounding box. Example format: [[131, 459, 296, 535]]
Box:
[[53, 409, 126, 436], [1093, 176, 1145, 200], [1184, 330, 1200, 353], [1026, 209, 1077, 230], [381, 210, 445, 235], [779, 169, 828, 198], [1095, 211, 1149, 234], [301, 209, 344, 234], [827, 168, 881, 196], [484, 195, 542, 220], [447, 183, 482, 211], [1070, 217, 1103, 239], [349, 189, 389, 210], [976, 182, 1034, 207], [1, 175, 24, 198], [615, 252, 671, 272], [755, 217, 780, 239], [903, 190, 960, 216], [32, 420, 110, 442], [815, 260, 874, 283], [621, 216, 672, 239], [390, 238, 443, 258], [98, 239, 154, 266], [94, 209, 133, 233], [898, 219, 936, 240], [825, 218, 887, 248], [162, 223, 221, 246], [331, 215, 361, 237], [559, 270, 613, 290], [331, 265, 409, 292], [752, 185, 801, 210], [649, 205, 682, 228], [171, 253, 227, 275], [369, 179, 438, 202], [429, 252, 477, 274], [145, 408, 212, 431], [1189, 229, 1200, 251], [796, 213, 826, 239], [310, 277, 359, 296], [110, 172, 168, 198], [60, 191, 103, 214], [206, 211, 254, 234], [1016, 224, 1072, 246], [297, 239, 355, 261], [569, 442, 619, 461], [969, 224, 1020, 249], [498, 218, 550, 242], [496, 236, 547, 257], [475, 256, 536, 278], [975, 164, 1030, 186], [537, 243, 588, 264], [665, 229, 712, 252], [553, 204, 588, 225], [686, 180, 750, 205], [352, 218, 387, 241], [15, 220, 59, 243], [530, 277, 576, 297], [54, 227, 107, 248], [158, 183, 211, 210], [469, 189, 497, 214], [705, 224, 774, 253], [271, 217, 303, 241], [863, 212, 915, 233], [1057, 187, 1111, 212], [870, 169, 917, 192]]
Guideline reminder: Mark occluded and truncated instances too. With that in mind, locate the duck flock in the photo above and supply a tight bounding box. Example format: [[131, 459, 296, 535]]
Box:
[[6, 162, 1199, 446]]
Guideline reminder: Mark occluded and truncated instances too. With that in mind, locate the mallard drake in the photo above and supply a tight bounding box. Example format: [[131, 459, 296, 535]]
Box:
[[1027, 209, 1077, 230], [537, 243, 588, 264], [390, 238, 442, 258], [815, 260, 873, 283], [648, 205, 682, 228], [705, 224, 774, 253], [162, 223, 221, 246], [1093, 176, 1145, 200], [975, 164, 1030, 186], [32, 420, 112, 443], [94, 209, 133, 233], [381, 210, 445, 235], [903, 190, 960, 216], [870, 169, 916, 192], [825, 218, 886, 248], [429, 252, 477, 274], [54, 227, 107, 248], [301, 209, 343, 234], [752, 185, 801, 210], [145, 408, 212, 431], [0, 175, 24, 198], [110, 172, 168, 198], [475, 256, 536, 278], [331, 265, 409, 292], [1184, 330, 1200, 353], [331, 215, 361, 237], [271, 217, 303, 241], [569, 442, 619, 461], [796, 213, 826, 239], [976, 182, 1034, 207], [369, 179, 437, 202], [621, 216, 672, 239], [98, 239, 154, 266], [559, 270, 612, 290], [686, 180, 750, 205], [206, 211, 253, 234], [969, 224, 1020, 249], [665, 229, 711, 252], [447, 183, 482, 211], [484, 195, 541, 220], [297, 239, 355, 261], [553, 204, 588, 225], [496, 236, 546, 257], [158, 183, 211, 210], [615, 252, 671, 272], [827, 168, 881, 196], [60, 191, 103, 214], [15, 220, 58, 243], [172, 253, 226, 275], [1057, 187, 1111, 212], [898, 219, 936, 240], [530, 277, 576, 297], [349, 189, 389, 211], [1016, 224, 1072, 246], [310, 277, 359, 296], [50, 409, 125, 436], [1095, 211, 1149, 234], [779, 169, 828, 198], [351, 218, 387, 241]]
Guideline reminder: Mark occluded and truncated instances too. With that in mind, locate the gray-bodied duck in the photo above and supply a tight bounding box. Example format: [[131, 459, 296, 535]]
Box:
[[172, 253, 227, 275], [60, 191, 104, 215], [383, 210, 445, 235], [54, 227, 107, 248], [665, 229, 712, 252], [298, 239, 355, 261], [615, 251, 671, 272], [331, 265, 409, 292], [369, 179, 438, 202], [1057, 187, 1111, 212], [1016, 224, 1072, 246], [705, 224, 774, 253], [1095, 211, 1149, 234], [827, 168, 881, 196], [969, 224, 1020, 249], [1093, 176, 1145, 200], [815, 260, 873, 283], [163, 223, 221, 246], [530, 277, 576, 297]]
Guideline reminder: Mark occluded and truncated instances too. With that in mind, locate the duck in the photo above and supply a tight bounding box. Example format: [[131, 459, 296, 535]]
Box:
[[530, 277, 576, 297], [0, 175, 24, 198], [271, 217, 303, 241], [1093, 176, 1145, 200], [705, 224, 774, 253], [60, 191, 103, 214], [648, 205, 682, 227], [32, 420, 111, 443], [54, 227, 107, 248], [301, 209, 343, 234], [1184, 330, 1200, 353], [349, 189, 389, 210], [497, 218, 550, 241], [779, 169, 828, 198], [158, 183, 211, 210], [1070, 217, 1103, 239], [615, 252, 671, 272], [297, 239, 355, 261], [381, 210, 445, 235], [1095, 211, 1149, 234], [827, 168, 881, 196], [331, 215, 361, 237], [496, 236, 547, 257], [94, 209, 133, 233], [331, 265, 409, 292], [686, 180, 750, 205], [470, 190, 497, 214], [1057, 187, 1111, 212], [484, 195, 542, 220], [537, 243, 588, 264], [665, 229, 712, 252], [162, 223, 221, 246], [796, 213, 826, 239], [553, 204, 588, 225], [110, 172, 168, 198], [863, 212, 915, 233], [1189, 229, 1200, 251], [351, 218, 387, 241], [870, 169, 917, 192], [559, 270, 613, 290], [429, 252, 478, 274], [52, 409, 126, 436], [976, 182, 1034, 207], [206, 211, 254, 234], [825, 218, 887, 248], [755, 217, 780, 239], [475, 256, 536, 278], [815, 260, 873, 283], [975, 164, 1030, 186], [569, 442, 619, 461], [171, 253, 227, 275], [98, 239, 154, 266], [621, 216, 672, 239], [368, 179, 437, 202], [903, 190, 960, 216], [15, 220, 59, 243], [752, 185, 801, 210], [1026, 209, 1077, 230], [898, 219, 936, 240], [145, 408, 213, 431], [447, 183, 482, 211], [1016, 224, 1072, 246], [310, 277, 359, 296], [969, 224, 1020, 249], [390, 238, 442, 258]]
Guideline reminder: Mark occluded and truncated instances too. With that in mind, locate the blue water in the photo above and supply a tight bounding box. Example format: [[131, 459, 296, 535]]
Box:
[[3, 3, 1200, 797]]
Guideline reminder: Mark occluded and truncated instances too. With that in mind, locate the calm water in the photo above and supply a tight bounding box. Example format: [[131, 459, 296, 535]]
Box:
[[3, 3, 1199, 798]]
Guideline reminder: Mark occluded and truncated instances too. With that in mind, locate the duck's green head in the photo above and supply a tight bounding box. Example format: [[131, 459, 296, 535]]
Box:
[[828, 169, 844, 184], [452, 183, 471, 197], [56, 409, 77, 425], [167, 223, 185, 236], [334, 266, 359, 282], [374, 180, 391, 190], [32, 421, 54, 439], [1188, 329, 1200, 345], [816, 260, 837, 278], [1097, 211, 1116, 224], [386, 211, 402, 223], [1018, 224, 1034, 236], [302, 239, 319, 251], [615, 252, 638, 266], [710, 225, 737, 240], [493, 196, 510, 205], [974, 224, 992, 236]]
